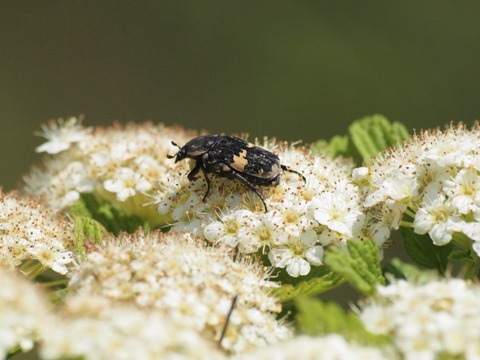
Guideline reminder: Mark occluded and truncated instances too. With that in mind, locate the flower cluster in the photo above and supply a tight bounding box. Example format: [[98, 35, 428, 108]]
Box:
[[238, 334, 391, 360], [154, 139, 375, 277], [0, 267, 50, 358], [0, 190, 75, 275], [68, 230, 292, 354], [40, 293, 223, 360], [24, 117, 197, 224], [27, 118, 388, 278], [360, 278, 480, 360], [358, 123, 480, 255]]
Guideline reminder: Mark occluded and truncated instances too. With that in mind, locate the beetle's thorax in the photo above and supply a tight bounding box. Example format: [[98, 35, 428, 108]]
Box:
[[182, 135, 223, 159]]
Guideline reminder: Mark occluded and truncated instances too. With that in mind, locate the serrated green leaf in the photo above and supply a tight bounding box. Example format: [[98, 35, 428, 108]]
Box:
[[295, 297, 389, 345], [314, 115, 409, 166], [68, 195, 94, 218], [69, 193, 148, 235], [349, 114, 409, 164], [401, 226, 453, 275], [73, 216, 107, 257], [324, 239, 385, 295], [314, 135, 363, 164], [383, 257, 437, 283], [390, 121, 410, 143], [271, 265, 343, 302], [314, 135, 350, 157]]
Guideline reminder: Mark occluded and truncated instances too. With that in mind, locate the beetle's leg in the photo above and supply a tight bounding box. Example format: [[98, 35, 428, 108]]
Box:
[[187, 160, 202, 181], [224, 165, 268, 212], [199, 163, 212, 203], [281, 165, 306, 182]]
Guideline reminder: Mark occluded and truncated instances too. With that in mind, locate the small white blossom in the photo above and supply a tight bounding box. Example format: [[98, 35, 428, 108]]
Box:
[[361, 123, 480, 256], [35, 116, 91, 154], [0, 191, 76, 275], [311, 188, 365, 237], [360, 278, 480, 360], [104, 167, 152, 201], [443, 168, 480, 215], [0, 267, 51, 358], [40, 294, 223, 360], [25, 119, 197, 221], [68, 230, 292, 353], [237, 334, 391, 360], [268, 230, 324, 277], [413, 183, 464, 246]]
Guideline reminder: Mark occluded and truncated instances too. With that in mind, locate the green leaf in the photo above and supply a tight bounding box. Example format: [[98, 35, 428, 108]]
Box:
[[324, 238, 385, 295], [73, 216, 107, 257], [401, 226, 453, 275], [449, 249, 475, 264], [383, 257, 437, 283], [313, 135, 352, 159], [313, 114, 409, 166], [295, 297, 389, 345], [271, 265, 343, 302], [69, 193, 148, 235], [349, 114, 409, 164]]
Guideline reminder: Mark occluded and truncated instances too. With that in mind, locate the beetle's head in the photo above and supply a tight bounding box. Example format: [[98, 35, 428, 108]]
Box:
[[167, 141, 186, 163]]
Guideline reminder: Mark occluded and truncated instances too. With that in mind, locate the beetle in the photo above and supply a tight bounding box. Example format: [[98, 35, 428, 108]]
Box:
[[167, 134, 305, 212]]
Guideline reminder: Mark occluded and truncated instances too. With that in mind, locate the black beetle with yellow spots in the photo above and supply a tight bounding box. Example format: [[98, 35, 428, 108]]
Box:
[[167, 135, 305, 212]]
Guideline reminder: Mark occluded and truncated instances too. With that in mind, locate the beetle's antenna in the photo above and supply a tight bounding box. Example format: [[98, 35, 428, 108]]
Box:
[[281, 165, 306, 182], [218, 295, 238, 348], [167, 141, 181, 159]]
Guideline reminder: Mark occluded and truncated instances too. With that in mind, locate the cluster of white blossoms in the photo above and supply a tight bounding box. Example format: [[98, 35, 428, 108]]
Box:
[[27, 117, 387, 278], [357, 123, 480, 255], [24, 117, 197, 225], [237, 334, 392, 360], [360, 278, 480, 360], [0, 190, 75, 275], [0, 267, 50, 358], [67, 230, 292, 354], [154, 139, 376, 277], [40, 294, 223, 360]]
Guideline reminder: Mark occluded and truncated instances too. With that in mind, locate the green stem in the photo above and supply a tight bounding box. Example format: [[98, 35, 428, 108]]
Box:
[[21, 261, 45, 278], [400, 221, 414, 228], [42, 278, 69, 288], [404, 207, 416, 219]]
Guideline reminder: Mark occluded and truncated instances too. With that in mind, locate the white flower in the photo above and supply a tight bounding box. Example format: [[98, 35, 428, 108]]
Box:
[[237, 214, 289, 254], [268, 230, 324, 277], [104, 167, 152, 201], [443, 168, 480, 215], [25, 120, 197, 222], [0, 267, 51, 358], [360, 278, 480, 360], [35, 116, 91, 154], [413, 183, 463, 246], [238, 334, 389, 360], [365, 167, 417, 207], [68, 230, 292, 353], [40, 294, 223, 360], [420, 130, 476, 167], [352, 166, 369, 181], [204, 210, 255, 249], [362, 123, 480, 256], [311, 187, 365, 237], [0, 191, 76, 275]]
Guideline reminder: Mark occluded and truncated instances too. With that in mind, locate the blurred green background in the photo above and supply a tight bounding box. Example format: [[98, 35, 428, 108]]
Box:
[[2, 2, 480, 190]]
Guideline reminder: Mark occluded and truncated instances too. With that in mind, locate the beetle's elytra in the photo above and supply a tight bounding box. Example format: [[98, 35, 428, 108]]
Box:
[[167, 134, 305, 212]]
